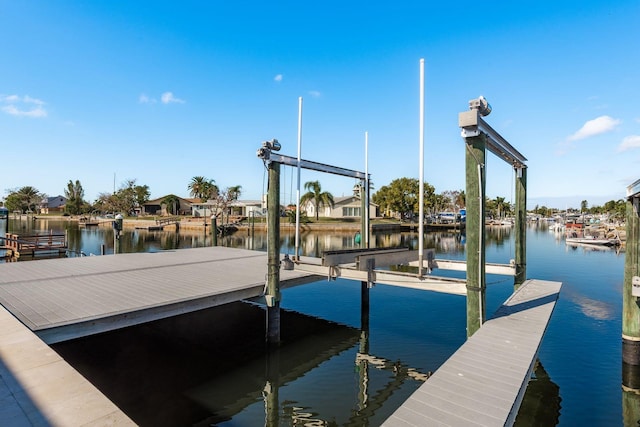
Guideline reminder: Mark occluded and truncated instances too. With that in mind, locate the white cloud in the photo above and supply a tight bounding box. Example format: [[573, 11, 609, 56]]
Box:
[[308, 90, 321, 98], [161, 91, 185, 104], [139, 94, 155, 104], [567, 115, 621, 141], [0, 94, 47, 118], [618, 135, 640, 152], [274, 74, 283, 82]]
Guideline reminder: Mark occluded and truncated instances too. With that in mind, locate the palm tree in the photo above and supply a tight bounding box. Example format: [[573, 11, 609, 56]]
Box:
[[15, 186, 42, 213], [228, 185, 242, 201], [162, 194, 181, 216], [300, 180, 334, 221], [188, 176, 218, 200], [64, 180, 85, 215], [494, 196, 506, 219]]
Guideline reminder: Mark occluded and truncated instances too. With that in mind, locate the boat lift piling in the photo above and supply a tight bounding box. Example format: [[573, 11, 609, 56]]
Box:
[[623, 179, 640, 367], [257, 138, 370, 345], [459, 96, 528, 337]]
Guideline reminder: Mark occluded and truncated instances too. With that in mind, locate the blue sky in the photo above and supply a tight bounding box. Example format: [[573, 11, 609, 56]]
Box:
[[1, 1, 638, 209]]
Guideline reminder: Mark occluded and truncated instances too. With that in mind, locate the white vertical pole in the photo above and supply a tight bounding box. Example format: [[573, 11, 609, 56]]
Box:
[[418, 59, 425, 276], [365, 131, 370, 248], [295, 97, 303, 260]]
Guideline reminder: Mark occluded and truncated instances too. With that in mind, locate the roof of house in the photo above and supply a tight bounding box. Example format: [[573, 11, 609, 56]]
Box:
[[144, 195, 198, 205], [44, 196, 67, 208]]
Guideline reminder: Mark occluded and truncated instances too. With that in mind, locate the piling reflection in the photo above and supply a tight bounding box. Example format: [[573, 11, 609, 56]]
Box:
[[514, 361, 561, 426], [53, 301, 361, 425], [622, 362, 640, 426]]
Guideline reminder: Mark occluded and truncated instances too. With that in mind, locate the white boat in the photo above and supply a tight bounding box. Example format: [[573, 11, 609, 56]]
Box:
[[549, 223, 565, 233], [565, 235, 620, 247]]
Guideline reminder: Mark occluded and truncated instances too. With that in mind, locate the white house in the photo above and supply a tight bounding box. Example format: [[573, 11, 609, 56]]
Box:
[[301, 196, 378, 219], [191, 199, 264, 218]]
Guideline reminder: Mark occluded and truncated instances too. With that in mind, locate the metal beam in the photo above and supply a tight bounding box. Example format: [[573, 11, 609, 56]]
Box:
[[459, 110, 527, 168], [408, 259, 516, 276], [293, 262, 467, 296], [628, 179, 640, 199], [269, 153, 368, 180]]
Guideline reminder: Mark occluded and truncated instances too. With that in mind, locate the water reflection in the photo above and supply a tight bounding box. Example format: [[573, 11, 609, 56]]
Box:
[[3, 219, 469, 260], [514, 362, 561, 426]]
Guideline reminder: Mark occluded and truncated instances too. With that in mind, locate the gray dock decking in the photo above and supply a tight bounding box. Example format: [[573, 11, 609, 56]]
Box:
[[0, 246, 321, 344], [382, 279, 562, 426]]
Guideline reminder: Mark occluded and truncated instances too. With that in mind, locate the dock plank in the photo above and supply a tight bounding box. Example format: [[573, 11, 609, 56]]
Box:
[[383, 279, 561, 427], [0, 247, 321, 343]]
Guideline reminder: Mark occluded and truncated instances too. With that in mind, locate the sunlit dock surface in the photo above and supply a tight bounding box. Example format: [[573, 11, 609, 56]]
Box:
[[382, 279, 562, 427], [0, 246, 321, 344], [0, 247, 560, 425]]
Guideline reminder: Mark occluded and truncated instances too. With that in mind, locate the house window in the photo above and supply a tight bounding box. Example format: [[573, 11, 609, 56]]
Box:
[[342, 207, 361, 217]]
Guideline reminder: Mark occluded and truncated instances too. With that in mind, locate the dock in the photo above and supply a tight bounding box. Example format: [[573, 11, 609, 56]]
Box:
[[0, 246, 561, 425], [382, 279, 562, 426], [1, 233, 68, 258], [0, 246, 321, 344]]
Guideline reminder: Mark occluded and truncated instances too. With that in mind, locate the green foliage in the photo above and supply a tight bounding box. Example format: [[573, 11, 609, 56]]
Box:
[[94, 179, 150, 215], [64, 179, 85, 215], [372, 177, 436, 219], [4, 186, 43, 213], [486, 196, 512, 218], [300, 180, 334, 221], [162, 194, 181, 215], [188, 176, 218, 200]]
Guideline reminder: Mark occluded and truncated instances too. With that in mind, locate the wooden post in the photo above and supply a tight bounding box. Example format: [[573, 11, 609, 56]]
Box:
[[623, 195, 640, 365], [514, 166, 527, 288], [264, 349, 281, 425], [465, 133, 486, 337], [211, 216, 217, 246], [266, 161, 281, 345], [360, 182, 367, 248]]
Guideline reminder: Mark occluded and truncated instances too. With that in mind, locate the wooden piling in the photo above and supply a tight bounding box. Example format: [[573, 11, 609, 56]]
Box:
[[211, 216, 217, 246], [514, 166, 527, 288], [266, 161, 281, 345], [623, 193, 640, 366], [465, 133, 487, 337]]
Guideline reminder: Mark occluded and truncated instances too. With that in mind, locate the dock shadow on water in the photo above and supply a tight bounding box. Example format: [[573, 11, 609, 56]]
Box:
[[52, 302, 361, 426]]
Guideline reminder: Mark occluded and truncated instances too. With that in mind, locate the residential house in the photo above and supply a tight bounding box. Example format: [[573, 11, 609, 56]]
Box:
[[39, 196, 67, 214], [301, 196, 378, 219], [141, 196, 197, 216], [191, 199, 264, 219]]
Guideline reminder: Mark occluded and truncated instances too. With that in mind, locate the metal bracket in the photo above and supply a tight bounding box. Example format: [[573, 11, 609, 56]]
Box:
[[632, 276, 640, 298], [461, 128, 481, 138]]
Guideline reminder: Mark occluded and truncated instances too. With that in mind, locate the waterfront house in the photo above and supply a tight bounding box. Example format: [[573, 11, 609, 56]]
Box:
[[301, 196, 379, 220], [191, 199, 264, 219], [142, 196, 196, 216], [39, 196, 67, 214]]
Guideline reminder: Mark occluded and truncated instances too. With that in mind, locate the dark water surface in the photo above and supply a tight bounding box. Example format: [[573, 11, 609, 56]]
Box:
[[1, 219, 631, 425]]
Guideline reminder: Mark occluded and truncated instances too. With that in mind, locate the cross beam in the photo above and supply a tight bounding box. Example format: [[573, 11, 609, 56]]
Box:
[[459, 110, 527, 169], [265, 152, 368, 180]]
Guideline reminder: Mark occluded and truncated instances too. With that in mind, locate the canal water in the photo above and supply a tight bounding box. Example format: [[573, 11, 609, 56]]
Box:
[[0, 219, 630, 426]]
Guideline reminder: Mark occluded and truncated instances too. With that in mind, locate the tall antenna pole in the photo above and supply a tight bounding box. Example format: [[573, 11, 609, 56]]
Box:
[[365, 131, 370, 248], [295, 97, 303, 260], [418, 59, 425, 276]]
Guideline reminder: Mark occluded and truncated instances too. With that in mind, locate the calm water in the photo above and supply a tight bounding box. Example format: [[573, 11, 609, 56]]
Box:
[[1, 219, 632, 426]]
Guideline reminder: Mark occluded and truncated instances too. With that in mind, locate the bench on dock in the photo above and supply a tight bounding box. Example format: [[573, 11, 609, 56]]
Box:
[[382, 279, 562, 427]]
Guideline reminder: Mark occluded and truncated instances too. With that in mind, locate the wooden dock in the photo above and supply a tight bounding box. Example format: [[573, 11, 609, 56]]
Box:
[[382, 279, 562, 426], [1, 232, 68, 257], [0, 246, 321, 344]]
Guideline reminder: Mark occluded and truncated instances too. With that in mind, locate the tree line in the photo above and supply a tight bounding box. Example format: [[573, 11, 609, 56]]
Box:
[[2, 176, 242, 217], [1, 176, 627, 221]]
